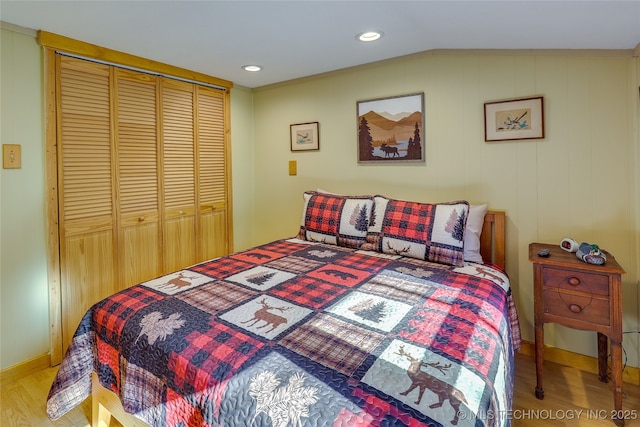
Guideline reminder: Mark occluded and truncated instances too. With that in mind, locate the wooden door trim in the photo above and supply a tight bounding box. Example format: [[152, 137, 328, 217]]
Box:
[[38, 31, 233, 90], [44, 47, 63, 365]]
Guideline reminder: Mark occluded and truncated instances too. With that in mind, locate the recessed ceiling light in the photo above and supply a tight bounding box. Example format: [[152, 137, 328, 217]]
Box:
[[357, 31, 383, 42], [242, 65, 263, 72]]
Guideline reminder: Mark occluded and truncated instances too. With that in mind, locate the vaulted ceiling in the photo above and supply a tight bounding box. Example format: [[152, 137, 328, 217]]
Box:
[[2, 1, 639, 88]]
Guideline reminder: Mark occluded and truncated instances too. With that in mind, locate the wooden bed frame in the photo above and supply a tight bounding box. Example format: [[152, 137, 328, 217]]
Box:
[[90, 210, 507, 427], [480, 210, 506, 270]]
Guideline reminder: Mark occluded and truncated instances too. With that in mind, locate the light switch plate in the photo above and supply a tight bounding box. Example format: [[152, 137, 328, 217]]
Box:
[[3, 144, 21, 169], [288, 160, 297, 176]]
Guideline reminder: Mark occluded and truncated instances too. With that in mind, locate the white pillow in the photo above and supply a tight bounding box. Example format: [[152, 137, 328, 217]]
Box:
[[464, 204, 488, 263]]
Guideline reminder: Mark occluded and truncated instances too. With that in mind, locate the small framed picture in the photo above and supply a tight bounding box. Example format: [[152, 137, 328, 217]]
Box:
[[290, 122, 319, 151], [484, 96, 544, 142]]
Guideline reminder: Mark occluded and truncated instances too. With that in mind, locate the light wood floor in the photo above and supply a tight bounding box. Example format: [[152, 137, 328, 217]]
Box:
[[1, 353, 638, 426]]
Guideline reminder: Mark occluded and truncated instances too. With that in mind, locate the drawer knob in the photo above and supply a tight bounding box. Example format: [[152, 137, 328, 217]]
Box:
[[569, 304, 583, 313], [138, 216, 145, 222], [568, 277, 581, 286]]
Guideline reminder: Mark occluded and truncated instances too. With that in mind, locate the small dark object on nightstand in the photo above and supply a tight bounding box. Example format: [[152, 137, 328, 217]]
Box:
[[537, 248, 550, 257]]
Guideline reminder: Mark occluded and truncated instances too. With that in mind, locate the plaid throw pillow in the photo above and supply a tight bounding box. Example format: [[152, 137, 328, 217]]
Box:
[[297, 191, 373, 248], [362, 196, 469, 266]]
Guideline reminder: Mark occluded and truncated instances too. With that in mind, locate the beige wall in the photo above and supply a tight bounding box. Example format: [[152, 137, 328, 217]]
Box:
[[229, 85, 256, 252], [0, 26, 50, 369], [251, 51, 640, 368], [1, 23, 638, 372]]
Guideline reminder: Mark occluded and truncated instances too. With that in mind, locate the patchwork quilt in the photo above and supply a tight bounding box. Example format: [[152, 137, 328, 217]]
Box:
[[47, 238, 521, 427]]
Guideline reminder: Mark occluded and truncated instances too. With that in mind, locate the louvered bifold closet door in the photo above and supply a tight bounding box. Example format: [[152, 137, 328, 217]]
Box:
[[115, 69, 161, 287], [162, 79, 197, 273], [57, 55, 117, 352], [197, 87, 229, 260]]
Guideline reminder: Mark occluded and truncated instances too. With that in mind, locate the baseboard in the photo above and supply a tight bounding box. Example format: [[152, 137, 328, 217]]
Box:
[[519, 340, 640, 386], [0, 353, 51, 388]]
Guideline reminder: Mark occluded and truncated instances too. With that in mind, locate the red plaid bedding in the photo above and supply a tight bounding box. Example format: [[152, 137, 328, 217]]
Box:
[[47, 238, 520, 427]]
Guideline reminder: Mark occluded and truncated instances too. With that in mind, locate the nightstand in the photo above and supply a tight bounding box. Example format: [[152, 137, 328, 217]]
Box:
[[529, 243, 626, 426]]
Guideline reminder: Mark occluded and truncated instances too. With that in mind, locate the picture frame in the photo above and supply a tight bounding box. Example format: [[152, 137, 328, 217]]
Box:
[[357, 92, 425, 163], [290, 122, 319, 151], [484, 96, 544, 142]]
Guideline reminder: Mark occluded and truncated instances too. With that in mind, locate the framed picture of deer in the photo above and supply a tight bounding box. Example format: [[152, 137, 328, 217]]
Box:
[[290, 121, 320, 151], [484, 96, 544, 141], [357, 92, 425, 163]]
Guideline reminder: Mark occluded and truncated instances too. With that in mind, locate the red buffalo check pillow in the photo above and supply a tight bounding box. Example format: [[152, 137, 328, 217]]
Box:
[[362, 196, 469, 266], [297, 191, 373, 248]]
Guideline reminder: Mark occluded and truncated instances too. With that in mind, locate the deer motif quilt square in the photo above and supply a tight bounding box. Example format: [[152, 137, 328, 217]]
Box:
[[361, 339, 488, 427], [219, 296, 312, 339], [279, 313, 385, 376], [455, 264, 510, 292], [141, 270, 213, 295], [225, 266, 296, 291], [326, 291, 412, 332]]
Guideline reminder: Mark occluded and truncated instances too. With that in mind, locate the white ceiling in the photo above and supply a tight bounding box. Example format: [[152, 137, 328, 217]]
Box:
[[2, 1, 639, 88]]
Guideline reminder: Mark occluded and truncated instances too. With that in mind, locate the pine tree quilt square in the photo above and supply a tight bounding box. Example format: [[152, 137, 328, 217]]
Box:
[[326, 291, 412, 332], [225, 266, 296, 291]]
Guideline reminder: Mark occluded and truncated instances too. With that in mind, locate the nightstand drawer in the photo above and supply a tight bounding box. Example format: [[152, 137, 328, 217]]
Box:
[[542, 267, 609, 296], [543, 289, 610, 326]]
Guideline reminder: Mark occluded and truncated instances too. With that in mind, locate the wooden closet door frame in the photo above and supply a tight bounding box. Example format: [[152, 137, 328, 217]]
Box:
[[41, 32, 232, 365]]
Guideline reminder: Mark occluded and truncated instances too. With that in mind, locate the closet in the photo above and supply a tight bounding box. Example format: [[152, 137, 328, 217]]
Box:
[[45, 41, 232, 360]]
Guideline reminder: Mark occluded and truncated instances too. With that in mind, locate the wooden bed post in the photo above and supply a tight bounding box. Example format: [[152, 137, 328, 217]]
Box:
[[481, 211, 506, 270]]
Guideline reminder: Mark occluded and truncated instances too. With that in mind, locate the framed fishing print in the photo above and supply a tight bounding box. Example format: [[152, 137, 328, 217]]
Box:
[[484, 96, 544, 142]]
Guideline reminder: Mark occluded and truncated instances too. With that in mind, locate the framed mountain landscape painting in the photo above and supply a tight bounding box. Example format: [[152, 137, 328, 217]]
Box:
[[357, 92, 425, 163]]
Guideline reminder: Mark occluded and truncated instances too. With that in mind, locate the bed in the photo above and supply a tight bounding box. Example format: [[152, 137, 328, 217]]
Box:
[[47, 192, 520, 427]]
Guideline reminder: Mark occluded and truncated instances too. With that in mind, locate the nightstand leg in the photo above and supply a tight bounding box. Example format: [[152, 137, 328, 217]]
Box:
[[534, 323, 544, 399], [610, 340, 624, 427], [597, 332, 608, 382]]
